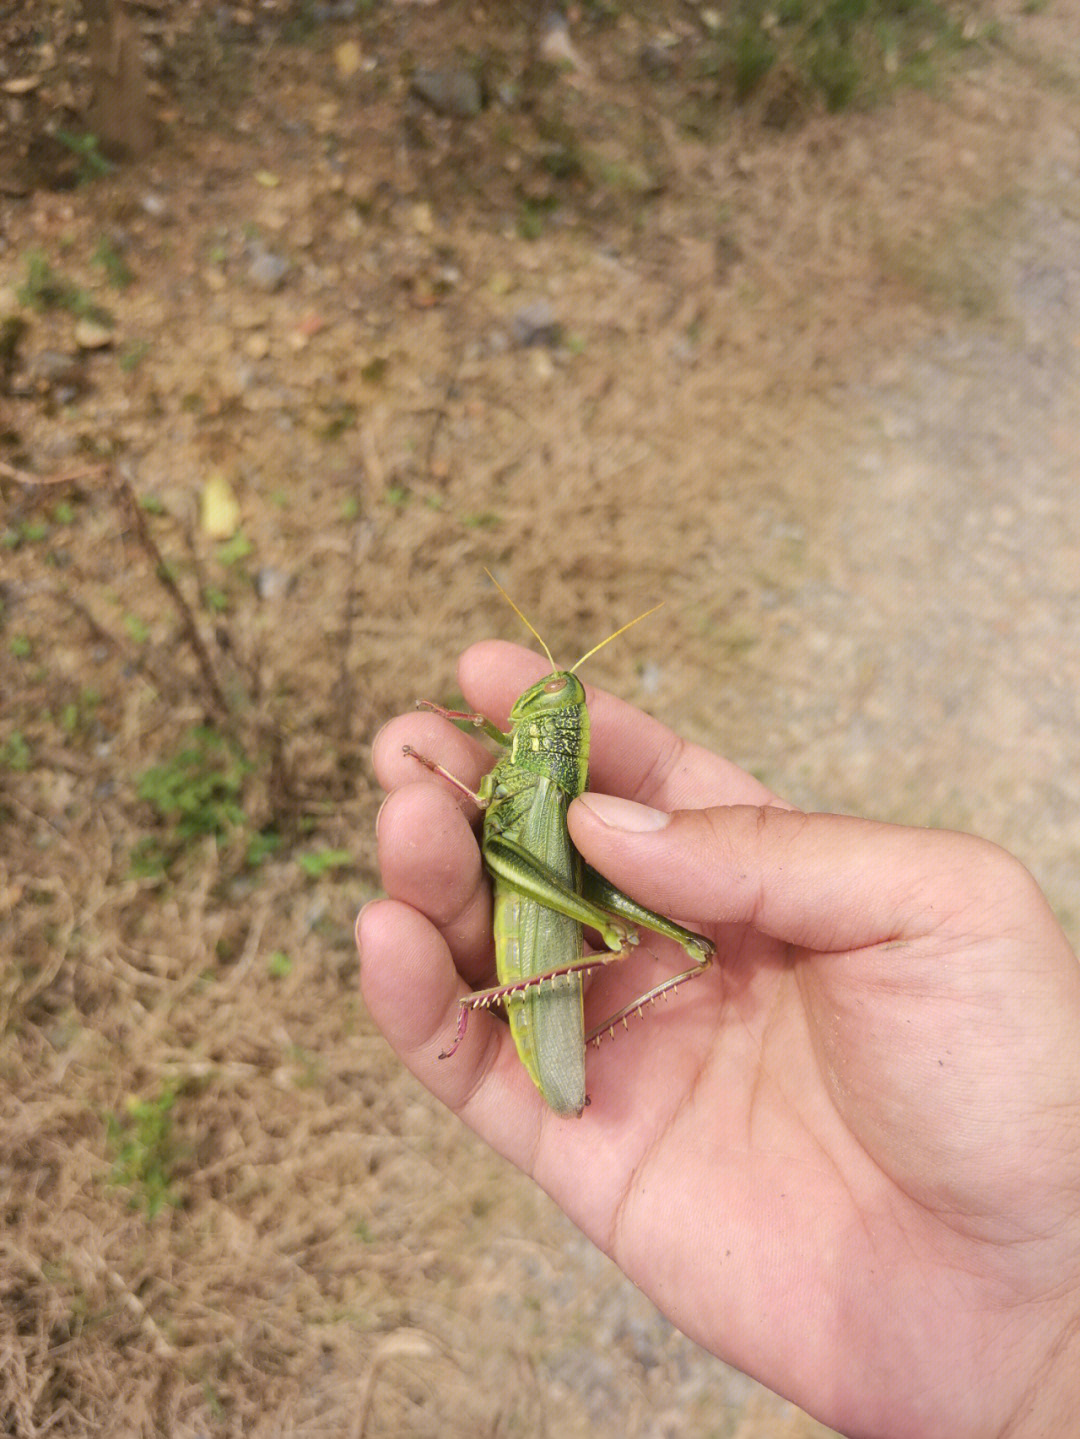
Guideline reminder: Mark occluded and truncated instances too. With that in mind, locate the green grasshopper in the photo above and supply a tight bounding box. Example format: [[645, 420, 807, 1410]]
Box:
[[403, 577, 715, 1117]]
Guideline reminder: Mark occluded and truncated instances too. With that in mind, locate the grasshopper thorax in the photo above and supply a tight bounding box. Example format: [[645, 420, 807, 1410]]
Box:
[[507, 672, 589, 798]]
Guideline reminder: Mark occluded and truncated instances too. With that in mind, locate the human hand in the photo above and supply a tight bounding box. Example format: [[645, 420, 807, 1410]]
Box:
[[358, 640, 1080, 1438]]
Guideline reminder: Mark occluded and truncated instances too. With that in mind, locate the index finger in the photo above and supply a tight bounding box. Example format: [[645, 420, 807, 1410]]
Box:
[[458, 640, 784, 811]]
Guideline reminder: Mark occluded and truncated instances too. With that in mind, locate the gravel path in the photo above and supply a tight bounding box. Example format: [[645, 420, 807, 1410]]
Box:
[[532, 90, 1080, 1439], [829, 129, 1080, 939]]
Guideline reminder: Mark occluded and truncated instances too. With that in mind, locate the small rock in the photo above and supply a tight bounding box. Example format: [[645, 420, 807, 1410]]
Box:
[[256, 566, 292, 601], [140, 192, 167, 218], [312, 0, 361, 18], [638, 661, 662, 695], [410, 67, 482, 118], [244, 332, 270, 360], [639, 40, 679, 79], [531, 348, 555, 381], [74, 318, 113, 350], [247, 249, 290, 292], [28, 350, 84, 391], [539, 13, 591, 76], [511, 299, 560, 348]]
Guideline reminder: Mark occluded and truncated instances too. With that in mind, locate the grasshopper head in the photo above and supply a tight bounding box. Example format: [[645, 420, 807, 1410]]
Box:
[[509, 672, 586, 723]]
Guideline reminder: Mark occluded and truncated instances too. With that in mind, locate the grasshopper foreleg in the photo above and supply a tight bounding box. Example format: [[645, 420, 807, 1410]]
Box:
[[402, 745, 491, 809], [414, 700, 510, 747]]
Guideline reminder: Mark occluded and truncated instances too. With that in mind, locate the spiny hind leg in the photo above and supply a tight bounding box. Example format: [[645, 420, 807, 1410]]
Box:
[[438, 944, 637, 1059], [585, 951, 713, 1046]]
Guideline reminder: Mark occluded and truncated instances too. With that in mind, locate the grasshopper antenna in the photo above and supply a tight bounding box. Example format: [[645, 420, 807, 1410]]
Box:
[[570, 602, 664, 673], [484, 567, 557, 669]]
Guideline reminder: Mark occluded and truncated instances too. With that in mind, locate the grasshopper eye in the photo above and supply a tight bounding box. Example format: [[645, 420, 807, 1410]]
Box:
[[544, 678, 567, 693]]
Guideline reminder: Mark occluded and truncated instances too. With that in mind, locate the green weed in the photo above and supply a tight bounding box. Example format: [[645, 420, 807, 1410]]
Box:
[[133, 727, 250, 874], [711, 0, 981, 115], [1, 731, 31, 772], [517, 195, 558, 240], [17, 250, 112, 324], [107, 1084, 184, 1218], [298, 848, 352, 878], [216, 532, 253, 566], [120, 340, 152, 372], [268, 950, 293, 978], [55, 129, 114, 183], [92, 236, 134, 290]]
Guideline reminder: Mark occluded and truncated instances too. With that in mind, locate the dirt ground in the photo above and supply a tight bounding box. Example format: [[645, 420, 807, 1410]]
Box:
[[3, 2, 1080, 1435]]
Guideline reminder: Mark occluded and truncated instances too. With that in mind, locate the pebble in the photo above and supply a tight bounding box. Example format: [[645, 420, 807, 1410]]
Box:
[[74, 318, 113, 350], [539, 13, 591, 76], [511, 299, 560, 347], [247, 249, 290, 292], [410, 67, 482, 118], [28, 350, 84, 390], [255, 566, 292, 601]]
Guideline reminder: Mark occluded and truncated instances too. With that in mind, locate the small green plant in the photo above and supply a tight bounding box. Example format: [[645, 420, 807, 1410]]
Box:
[[107, 1084, 183, 1218], [317, 400, 357, 441], [17, 250, 111, 324], [123, 613, 150, 644], [246, 829, 282, 867], [92, 235, 134, 290], [712, 0, 976, 114], [268, 950, 293, 978], [1, 731, 31, 771], [216, 532, 253, 566], [56, 129, 114, 183], [119, 339, 151, 372], [732, 16, 777, 100], [359, 356, 388, 384], [133, 727, 250, 873], [298, 848, 352, 878], [516, 195, 558, 241]]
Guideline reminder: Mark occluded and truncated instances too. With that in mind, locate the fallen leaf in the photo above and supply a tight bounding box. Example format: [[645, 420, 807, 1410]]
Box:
[[335, 41, 363, 79], [201, 469, 241, 539]]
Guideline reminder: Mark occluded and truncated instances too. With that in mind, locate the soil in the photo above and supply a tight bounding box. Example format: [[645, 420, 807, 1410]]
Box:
[[2, 3, 1079, 1436]]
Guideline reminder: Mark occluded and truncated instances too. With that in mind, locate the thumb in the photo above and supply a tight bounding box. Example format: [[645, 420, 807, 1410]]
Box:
[[568, 794, 992, 955]]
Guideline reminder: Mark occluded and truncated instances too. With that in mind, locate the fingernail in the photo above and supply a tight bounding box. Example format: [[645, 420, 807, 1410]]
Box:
[[576, 792, 671, 832], [375, 793, 390, 838], [355, 901, 372, 965]]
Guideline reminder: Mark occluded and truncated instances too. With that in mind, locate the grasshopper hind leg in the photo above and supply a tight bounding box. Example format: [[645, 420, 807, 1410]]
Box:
[[584, 949, 713, 1046], [437, 942, 637, 1061]]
